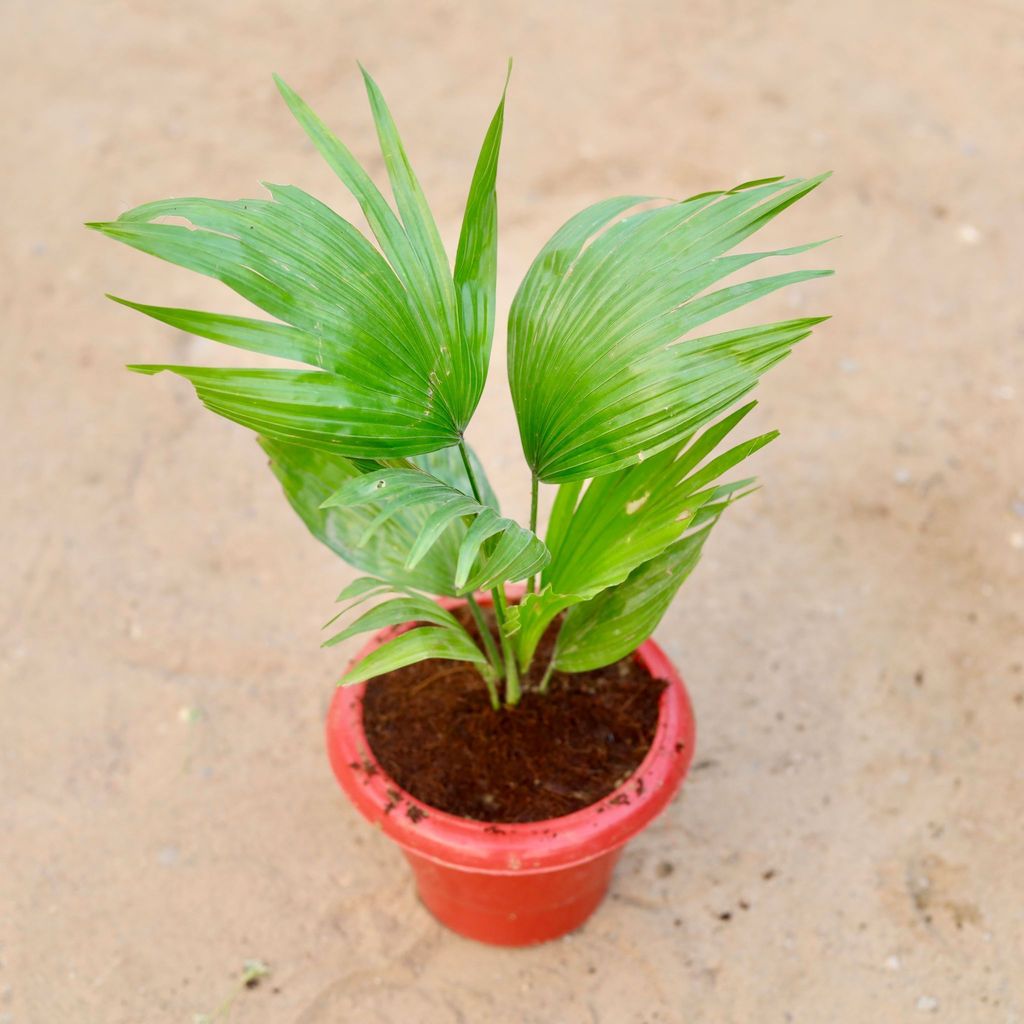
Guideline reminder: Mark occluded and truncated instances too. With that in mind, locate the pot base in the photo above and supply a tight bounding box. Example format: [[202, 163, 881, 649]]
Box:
[[405, 847, 623, 945]]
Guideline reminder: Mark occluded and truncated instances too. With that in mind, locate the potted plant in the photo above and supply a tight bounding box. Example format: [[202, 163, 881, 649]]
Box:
[[89, 66, 831, 945]]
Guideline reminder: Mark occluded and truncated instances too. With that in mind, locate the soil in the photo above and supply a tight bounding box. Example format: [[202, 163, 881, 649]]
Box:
[[361, 607, 666, 822]]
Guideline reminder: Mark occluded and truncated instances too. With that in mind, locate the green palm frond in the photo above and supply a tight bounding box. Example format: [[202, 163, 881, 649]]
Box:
[[260, 440, 498, 596], [330, 578, 492, 687], [320, 466, 549, 596], [544, 403, 769, 594], [553, 517, 717, 673], [89, 68, 508, 458], [508, 403, 771, 668], [508, 175, 832, 482]]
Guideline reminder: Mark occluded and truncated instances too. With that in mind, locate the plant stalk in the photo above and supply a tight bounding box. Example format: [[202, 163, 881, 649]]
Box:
[[457, 440, 482, 504], [465, 594, 503, 710], [527, 472, 539, 595], [538, 655, 556, 695], [492, 585, 522, 705], [458, 439, 520, 705]]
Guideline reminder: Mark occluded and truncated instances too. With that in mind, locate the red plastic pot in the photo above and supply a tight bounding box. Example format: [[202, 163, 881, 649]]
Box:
[[325, 590, 696, 946]]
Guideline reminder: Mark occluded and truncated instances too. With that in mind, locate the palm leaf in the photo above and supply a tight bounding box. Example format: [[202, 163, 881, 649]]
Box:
[[453, 61, 511, 414], [261, 440, 499, 596], [508, 175, 832, 482], [338, 627, 490, 687], [503, 585, 585, 674], [324, 582, 463, 647], [127, 363, 459, 458], [553, 518, 717, 672], [89, 71, 510, 460], [509, 404, 771, 667], [325, 577, 493, 688], [320, 466, 549, 595]]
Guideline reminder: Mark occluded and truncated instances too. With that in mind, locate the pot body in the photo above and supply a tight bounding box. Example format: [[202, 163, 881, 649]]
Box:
[[326, 593, 696, 946], [401, 846, 624, 946]]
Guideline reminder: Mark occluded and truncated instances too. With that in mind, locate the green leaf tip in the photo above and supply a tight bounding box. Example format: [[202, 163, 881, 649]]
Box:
[[728, 175, 785, 192]]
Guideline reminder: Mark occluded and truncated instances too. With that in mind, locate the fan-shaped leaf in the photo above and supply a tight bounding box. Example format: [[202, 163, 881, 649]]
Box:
[[338, 625, 489, 687], [321, 467, 549, 595], [91, 72, 510, 460], [543, 408, 774, 596], [324, 592, 463, 648], [453, 61, 510, 413], [554, 520, 716, 673], [261, 439, 499, 596], [508, 175, 832, 482], [510, 405, 773, 667]]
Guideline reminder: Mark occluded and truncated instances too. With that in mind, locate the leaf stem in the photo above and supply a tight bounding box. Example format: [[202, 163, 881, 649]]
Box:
[[493, 586, 522, 706], [465, 594, 503, 709], [538, 656, 556, 695], [458, 438, 519, 705], [527, 472, 539, 595], [457, 439, 483, 503]]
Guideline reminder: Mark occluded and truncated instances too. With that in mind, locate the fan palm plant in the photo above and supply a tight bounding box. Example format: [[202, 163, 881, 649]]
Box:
[[89, 66, 830, 710]]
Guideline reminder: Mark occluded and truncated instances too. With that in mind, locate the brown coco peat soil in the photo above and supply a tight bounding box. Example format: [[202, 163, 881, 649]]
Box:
[[361, 607, 666, 823]]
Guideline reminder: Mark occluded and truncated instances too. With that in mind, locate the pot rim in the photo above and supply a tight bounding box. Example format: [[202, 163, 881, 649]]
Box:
[[325, 589, 696, 874]]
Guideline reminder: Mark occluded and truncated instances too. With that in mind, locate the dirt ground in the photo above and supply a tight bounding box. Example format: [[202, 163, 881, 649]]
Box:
[[3, 1, 1022, 1021]]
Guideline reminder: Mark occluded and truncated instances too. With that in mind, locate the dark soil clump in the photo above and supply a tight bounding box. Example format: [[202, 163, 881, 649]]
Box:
[[361, 606, 666, 823]]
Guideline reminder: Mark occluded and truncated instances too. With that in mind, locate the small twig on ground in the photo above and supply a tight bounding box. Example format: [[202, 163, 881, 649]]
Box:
[[194, 960, 269, 1024]]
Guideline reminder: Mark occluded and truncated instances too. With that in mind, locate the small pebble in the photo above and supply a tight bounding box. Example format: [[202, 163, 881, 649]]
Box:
[[916, 995, 939, 1013], [894, 468, 912, 486], [158, 845, 179, 866], [1011, 500, 1024, 520], [885, 954, 902, 971], [838, 357, 859, 374], [1011, 532, 1024, 550], [957, 224, 981, 245], [993, 384, 1015, 401]]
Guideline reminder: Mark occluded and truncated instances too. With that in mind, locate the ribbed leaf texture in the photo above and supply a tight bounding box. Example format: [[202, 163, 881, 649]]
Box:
[[507, 404, 769, 669], [320, 467, 549, 596], [328, 578, 491, 687], [260, 440, 500, 596], [554, 520, 716, 673], [89, 68, 508, 459], [508, 175, 832, 482]]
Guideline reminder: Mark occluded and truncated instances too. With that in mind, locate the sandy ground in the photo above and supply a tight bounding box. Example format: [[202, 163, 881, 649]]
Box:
[[3, 1, 1023, 1021]]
